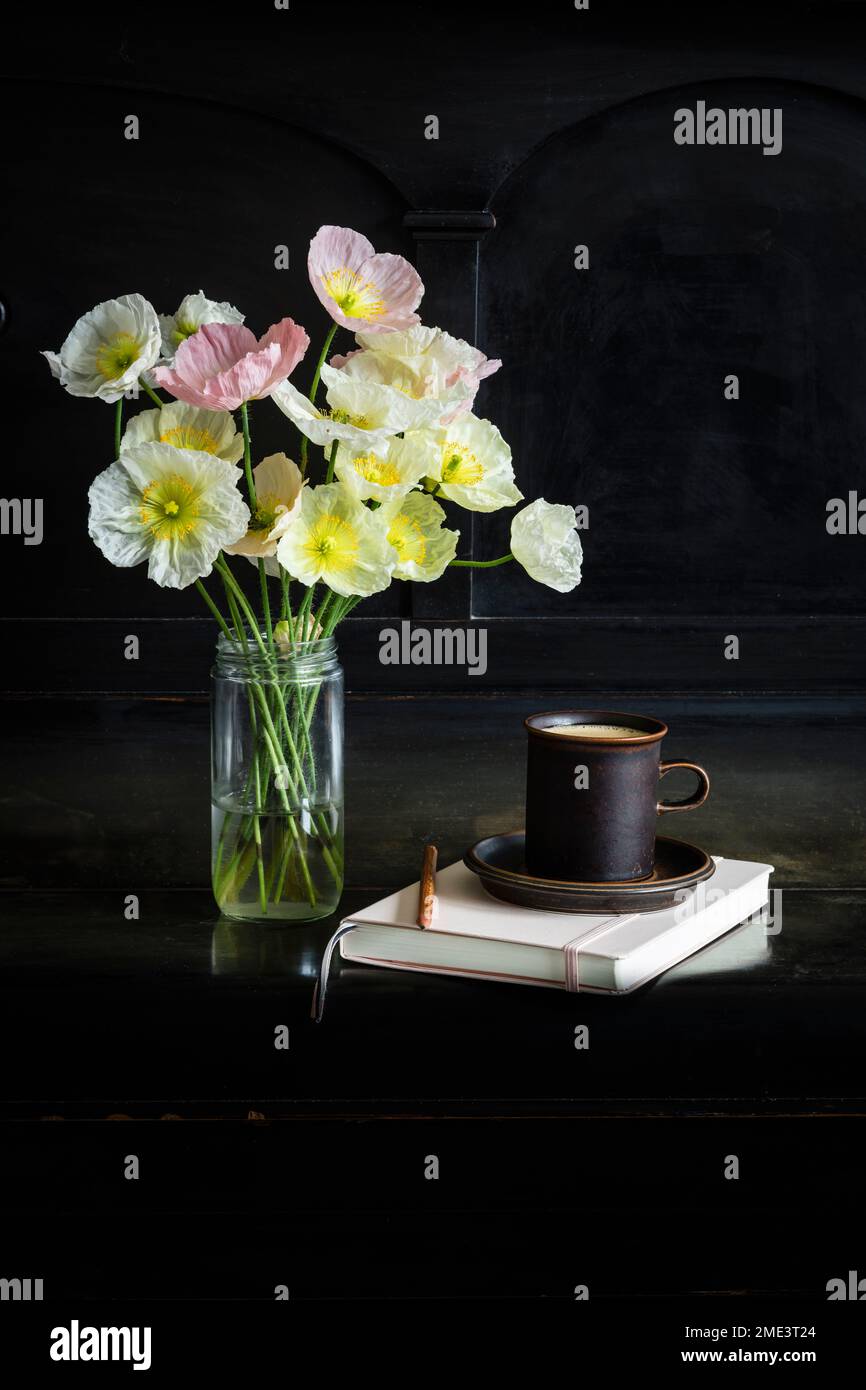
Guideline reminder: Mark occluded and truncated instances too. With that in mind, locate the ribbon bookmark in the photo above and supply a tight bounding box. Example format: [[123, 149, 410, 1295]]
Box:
[[310, 922, 359, 1023]]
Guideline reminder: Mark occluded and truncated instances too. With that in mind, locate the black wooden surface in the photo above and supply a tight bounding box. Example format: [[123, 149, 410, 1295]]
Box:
[[2, 692, 864, 892], [2, 885, 864, 1111], [2, 1121, 865, 1311]]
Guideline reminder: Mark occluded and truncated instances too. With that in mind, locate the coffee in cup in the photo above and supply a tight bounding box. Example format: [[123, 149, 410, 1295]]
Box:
[[552, 723, 639, 739]]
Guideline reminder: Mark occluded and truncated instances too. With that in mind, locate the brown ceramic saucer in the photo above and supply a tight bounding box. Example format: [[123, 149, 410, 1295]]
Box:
[[464, 831, 715, 914]]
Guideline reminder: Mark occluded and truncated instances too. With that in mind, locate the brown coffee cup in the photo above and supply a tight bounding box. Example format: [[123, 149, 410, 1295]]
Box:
[[524, 710, 710, 882]]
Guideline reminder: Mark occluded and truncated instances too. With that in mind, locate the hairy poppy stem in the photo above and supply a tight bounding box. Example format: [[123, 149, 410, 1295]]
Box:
[[450, 552, 514, 568]]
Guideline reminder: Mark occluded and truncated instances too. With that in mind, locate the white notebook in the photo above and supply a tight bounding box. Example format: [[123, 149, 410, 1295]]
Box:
[[337, 856, 774, 995]]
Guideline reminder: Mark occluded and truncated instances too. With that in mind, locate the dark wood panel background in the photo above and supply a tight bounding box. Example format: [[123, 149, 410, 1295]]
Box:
[[477, 77, 866, 618], [2, 2, 865, 892]]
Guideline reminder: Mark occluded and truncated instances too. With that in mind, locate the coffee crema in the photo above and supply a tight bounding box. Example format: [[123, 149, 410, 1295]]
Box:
[[550, 723, 640, 739]]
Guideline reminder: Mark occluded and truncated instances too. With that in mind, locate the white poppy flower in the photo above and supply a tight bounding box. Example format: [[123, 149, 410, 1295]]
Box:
[[379, 490, 460, 582], [333, 430, 438, 504], [336, 324, 499, 424], [428, 414, 523, 512], [224, 452, 304, 576], [42, 294, 161, 403], [319, 362, 449, 428], [275, 482, 395, 598], [271, 365, 441, 451], [88, 441, 249, 589], [121, 401, 244, 464], [510, 499, 584, 592], [158, 290, 244, 360]]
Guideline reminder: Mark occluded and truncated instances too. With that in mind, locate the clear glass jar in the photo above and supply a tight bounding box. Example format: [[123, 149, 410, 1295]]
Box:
[[211, 633, 344, 923]]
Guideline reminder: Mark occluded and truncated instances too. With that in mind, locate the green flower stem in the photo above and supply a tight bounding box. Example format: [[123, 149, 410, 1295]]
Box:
[[300, 322, 338, 478], [310, 322, 338, 405], [239, 401, 257, 509], [217, 558, 334, 844], [195, 579, 234, 640], [213, 782, 264, 911], [220, 574, 273, 814], [215, 569, 288, 814], [274, 692, 341, 883], [114, 400, 123, 457], [315, 588, 338, 632], [217, 557, 268, 655], [246, 697, 269, 913], [220, 576, 274, 898], [341, 595, 363, 622], [271, 584, 341, 874], [449, 552, 515, 568], [280, 571, 293, 628], [210, 559, 341, 905], [141, 382, 165, 408], [264, 822, 293, 902], [236, 403, 274, 645], [288, 595, 359, 865], [325, 440, 338, 485], [299, 592, 361, 745], [286, 590, 338, 785], [272, 833, 295, 905], [297, 593, 358, 740], [251, 683, 317, 908], [219, 587, 270, 821], [296, 584, 316, 640], [324, 594, 362, 633], [259, 560, 274, 644], [294, 592, 357, 761], [279, 625, 320, 792], [222, 581, 247, 643], [216, 834, 257, 908], [288, 587, 353, 874], [195, 578, 268, 912]]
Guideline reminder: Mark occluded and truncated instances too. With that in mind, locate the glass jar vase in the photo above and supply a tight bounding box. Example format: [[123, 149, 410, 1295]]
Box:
[[210, 632, 344, 923]]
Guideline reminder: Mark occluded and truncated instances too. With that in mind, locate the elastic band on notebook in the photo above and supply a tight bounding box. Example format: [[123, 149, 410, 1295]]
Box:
[[562, 918, 627, 992]]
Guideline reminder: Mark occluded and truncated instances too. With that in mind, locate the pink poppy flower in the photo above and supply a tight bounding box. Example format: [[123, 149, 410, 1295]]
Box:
[[153, 318, 309, 411], [308, 225, 423, 334]]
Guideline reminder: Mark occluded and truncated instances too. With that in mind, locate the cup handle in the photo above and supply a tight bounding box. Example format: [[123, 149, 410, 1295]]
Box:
[[657, 761, 710, 814]]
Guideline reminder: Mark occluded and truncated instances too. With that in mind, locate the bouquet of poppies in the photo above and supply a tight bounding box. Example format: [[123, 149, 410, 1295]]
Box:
[[44, 224, 584, 920]]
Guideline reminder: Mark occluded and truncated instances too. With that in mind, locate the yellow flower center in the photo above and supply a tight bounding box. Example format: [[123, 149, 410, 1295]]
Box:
[[352, 454, 400, 487], [441, 443, 484, 486], [388, 512, 427, 566], [394, 381, 424, 399], [139, 474, 200, 540], [160, 425, 220, 453], [95, 332, 141, 381], [380, 368, 424, 398], [249, 492, 281, 534], [321, 267, 385, 321], [171, 318, 197, 347], [330, 407, 371, 430], [303, 513, 359, 574]]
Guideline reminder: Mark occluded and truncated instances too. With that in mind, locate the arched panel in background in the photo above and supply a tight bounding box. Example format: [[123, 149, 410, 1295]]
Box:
[[1, 81, 412, 619], [476, 79, 866, 618]]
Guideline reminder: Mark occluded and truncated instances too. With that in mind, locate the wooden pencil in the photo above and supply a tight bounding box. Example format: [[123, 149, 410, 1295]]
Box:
[[417, 844, 438, 928]]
